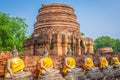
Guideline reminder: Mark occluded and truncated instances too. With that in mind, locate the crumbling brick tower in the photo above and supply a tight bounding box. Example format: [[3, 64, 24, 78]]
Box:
[[23, 4, 94, 56]]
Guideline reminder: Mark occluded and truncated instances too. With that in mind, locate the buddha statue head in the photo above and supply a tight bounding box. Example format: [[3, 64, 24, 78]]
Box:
[[86, 51, 92, 57], [43, 48, 48, 57], [12, 46, 18, 57], [100, 51, 104, 57], [113, 52, 117, 57], [67, 48, 72, 56]]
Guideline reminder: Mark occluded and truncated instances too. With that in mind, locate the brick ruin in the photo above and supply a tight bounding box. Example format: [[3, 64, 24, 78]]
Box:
[[97, 47, 113, 53], [23, 4, 94, 56]]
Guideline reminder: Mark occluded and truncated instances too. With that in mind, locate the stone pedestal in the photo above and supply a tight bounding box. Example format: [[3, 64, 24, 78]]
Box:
[[86, 68, 103, 79], [102, 67, 114, 77], [5, 76, 33, 80], [64, 68, 86, 80], [39, 73, 65, 80]]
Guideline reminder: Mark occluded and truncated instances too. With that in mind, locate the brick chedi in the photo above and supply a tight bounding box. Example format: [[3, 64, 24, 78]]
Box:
[[23, 4, 94, 56]]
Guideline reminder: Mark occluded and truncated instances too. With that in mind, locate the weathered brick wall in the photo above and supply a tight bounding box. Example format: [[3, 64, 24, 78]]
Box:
[[0, 52, 12, 76]]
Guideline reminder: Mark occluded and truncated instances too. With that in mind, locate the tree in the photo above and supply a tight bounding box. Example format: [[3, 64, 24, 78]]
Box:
[[0, 12, 28, 52], [81, 32, 85, 36], [114, 39, 120, 52], [94, 36, 120, 52]]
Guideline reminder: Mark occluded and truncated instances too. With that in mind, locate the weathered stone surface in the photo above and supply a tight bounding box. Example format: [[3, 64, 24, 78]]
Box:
[[5, 76, 33, 80], [86, 68, 103, 79], [39, 73, 65, 80], [102, 67, 114, 77]]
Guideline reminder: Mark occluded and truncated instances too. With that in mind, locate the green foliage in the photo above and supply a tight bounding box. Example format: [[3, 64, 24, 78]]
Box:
[[81, 32, 85, 36], [0, 12, 28, 52], [94, 36, 120, 52], [114, 39, 120, 52]]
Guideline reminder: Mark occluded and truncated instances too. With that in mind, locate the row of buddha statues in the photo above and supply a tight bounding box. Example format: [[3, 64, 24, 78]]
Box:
[[4, 46, 120, 80]]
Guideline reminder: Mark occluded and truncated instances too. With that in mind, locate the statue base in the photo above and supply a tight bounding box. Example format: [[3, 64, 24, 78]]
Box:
[[86, 68, 103, 79], [5, 76, 33, 80], [64, 69, 86, 80], [64, 73, 78, 80], [39, 73, 65, 80], [102, 67, 114, 77], [113, 66, 120, 78]]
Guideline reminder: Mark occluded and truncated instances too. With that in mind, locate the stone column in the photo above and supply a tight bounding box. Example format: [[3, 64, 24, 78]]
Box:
[[52, 34, 63, 56], [62, 34, 68, 56], [77, 38, 81, 56]]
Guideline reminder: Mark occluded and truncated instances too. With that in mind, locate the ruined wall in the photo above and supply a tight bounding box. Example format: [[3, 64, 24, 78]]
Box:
[[24, 4, 90, 56], [96, 47, 113, 53], [85, 37, 94, 53]]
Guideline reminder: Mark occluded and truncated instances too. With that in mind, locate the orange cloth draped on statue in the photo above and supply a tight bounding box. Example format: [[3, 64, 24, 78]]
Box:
[[5, 57, 25, 75], [38, 57, 53, 73], [99, 57, 108, 70], [83, 57, 94, 74], [62, 57, 76, 74], [111, 57, 120, 67]]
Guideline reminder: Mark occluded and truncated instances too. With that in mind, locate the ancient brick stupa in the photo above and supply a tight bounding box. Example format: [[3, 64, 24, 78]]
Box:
[[23, 4, 94, 56]]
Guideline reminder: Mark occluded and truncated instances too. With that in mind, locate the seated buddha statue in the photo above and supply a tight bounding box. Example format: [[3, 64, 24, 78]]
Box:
[[38, 48, 64, 80], [83, 52, 95, 74], [99, 52, 109, 70], [111, 53, 120, 68], [83, 52, 103, 79], [99, 52, 113, 77], [5, 46, 32, 79], [110, 53, 120, 77], [62, 48, 86, 80]]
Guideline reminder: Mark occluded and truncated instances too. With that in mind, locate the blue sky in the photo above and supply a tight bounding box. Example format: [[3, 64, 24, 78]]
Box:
[[0, 0, 120, 40]]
